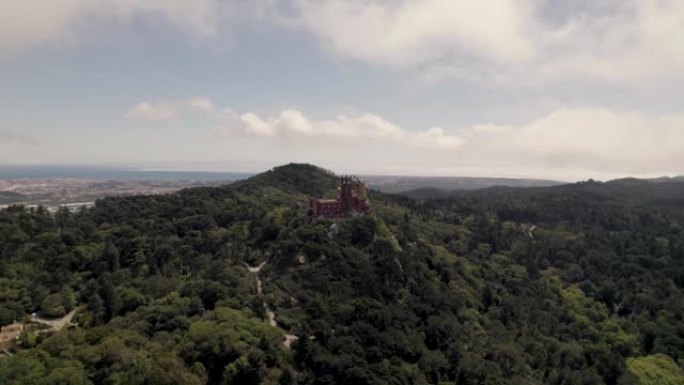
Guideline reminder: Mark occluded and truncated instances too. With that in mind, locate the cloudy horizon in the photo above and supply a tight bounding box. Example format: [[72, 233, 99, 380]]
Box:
[[1, 0, 683, 181]]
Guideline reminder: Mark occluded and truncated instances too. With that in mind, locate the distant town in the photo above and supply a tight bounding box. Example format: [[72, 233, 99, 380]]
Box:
[[0, 178, 232, 212]]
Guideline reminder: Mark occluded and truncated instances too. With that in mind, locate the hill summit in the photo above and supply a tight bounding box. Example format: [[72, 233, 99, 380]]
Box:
[[237, 163, 339, 196]]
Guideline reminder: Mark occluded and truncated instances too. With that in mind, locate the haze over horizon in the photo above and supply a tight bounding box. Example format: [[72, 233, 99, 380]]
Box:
[[2, 1, 684, 181]]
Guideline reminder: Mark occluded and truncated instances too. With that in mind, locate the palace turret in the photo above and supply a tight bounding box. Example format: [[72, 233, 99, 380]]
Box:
[[309, 176, 371, 219]]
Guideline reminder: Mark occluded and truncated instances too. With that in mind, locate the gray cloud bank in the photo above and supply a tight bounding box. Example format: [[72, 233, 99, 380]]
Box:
[[3, 0, 683, 88], [0, 130, 39, 146]]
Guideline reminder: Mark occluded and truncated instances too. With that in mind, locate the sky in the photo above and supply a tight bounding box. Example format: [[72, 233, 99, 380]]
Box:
[[1, 0, 683, 181]]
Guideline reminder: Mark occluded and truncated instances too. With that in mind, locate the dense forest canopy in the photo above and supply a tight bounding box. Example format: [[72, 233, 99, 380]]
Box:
[[0, 163, 683, 385]]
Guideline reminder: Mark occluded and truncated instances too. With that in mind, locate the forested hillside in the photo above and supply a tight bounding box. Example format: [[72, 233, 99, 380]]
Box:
[[0, 164, 683, 385]]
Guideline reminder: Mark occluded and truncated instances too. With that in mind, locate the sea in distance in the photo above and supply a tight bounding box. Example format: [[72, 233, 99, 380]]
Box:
[[0, 165, 252, 182]]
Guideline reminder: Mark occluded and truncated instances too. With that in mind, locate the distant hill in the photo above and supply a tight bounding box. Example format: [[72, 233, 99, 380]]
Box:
[[440, 178, 684, 214], [234, 163, 339, 197], [397, 175, 684, 203], [607, 175, 684, 185], [390, 187, 451, 201], [0, 191, 25, 204], [366, 175, 562, 200], [366, 175, 562, 195]]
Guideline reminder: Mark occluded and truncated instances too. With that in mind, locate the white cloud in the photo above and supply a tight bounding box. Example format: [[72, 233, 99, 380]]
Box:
[[125, 98, 219, 122], [125, 101, 177, 122], [186, 97, 215, 115], [537, 1, 684, 83], [123, 98, 684, 180], [281, 0, 536, 68], [210, 106, 684, 180], [0, 0, 221, 53], [213, 108, 463, 150], [277, 0, 684, 85], [452, 108, 684, 179]]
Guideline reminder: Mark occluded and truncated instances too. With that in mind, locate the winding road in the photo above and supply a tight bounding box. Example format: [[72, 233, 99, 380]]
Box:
[[242, 262, 298, 348]]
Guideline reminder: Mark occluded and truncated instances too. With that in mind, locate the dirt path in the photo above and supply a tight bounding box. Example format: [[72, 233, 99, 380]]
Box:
[[242, 261, 267, 294], [242, 261, 298, 348], [30, 308, 77, 331]]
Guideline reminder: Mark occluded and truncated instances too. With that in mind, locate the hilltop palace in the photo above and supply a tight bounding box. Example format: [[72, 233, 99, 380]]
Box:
[[309, 176, 371, 219]]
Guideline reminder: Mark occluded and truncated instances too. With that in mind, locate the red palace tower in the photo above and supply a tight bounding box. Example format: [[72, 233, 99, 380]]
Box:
[[309, 176, 371, 219]]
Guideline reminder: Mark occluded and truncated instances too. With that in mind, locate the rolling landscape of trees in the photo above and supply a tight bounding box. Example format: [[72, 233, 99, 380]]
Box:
[[0, 163, 683, 384]]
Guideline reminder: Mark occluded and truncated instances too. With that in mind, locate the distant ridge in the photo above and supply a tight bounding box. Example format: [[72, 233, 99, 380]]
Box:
[[235, 163, 339, 196], [366, 175, 563, 199], [607, 176, 684, 185], [0, 191, 24, 204], [393, 174, 684, 204]]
